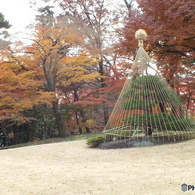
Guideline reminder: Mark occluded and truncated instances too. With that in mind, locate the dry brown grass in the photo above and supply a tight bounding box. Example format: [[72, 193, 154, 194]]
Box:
[[0, 139, 195, 195]]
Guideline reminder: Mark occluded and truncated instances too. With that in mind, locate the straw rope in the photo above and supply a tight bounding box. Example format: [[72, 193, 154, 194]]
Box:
[[103, 29, 195, 142]]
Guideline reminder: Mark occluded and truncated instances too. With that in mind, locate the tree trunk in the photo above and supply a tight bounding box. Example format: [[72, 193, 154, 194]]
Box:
[[85, 127, 90, 133], [73, 85, 91, 134], [103, 101, 109, 125], [27, 106, 38, 142], [56, 114, 67, 137], [27, 123, 34, 142], [4, 120, 15, 145], [145, 124, 152, 136], [144, 107, 153, 136], [159, 102, 165, 113], [75, 111, 82, 134], [99, 58, 109, 125], [53, 102, 67, 138]]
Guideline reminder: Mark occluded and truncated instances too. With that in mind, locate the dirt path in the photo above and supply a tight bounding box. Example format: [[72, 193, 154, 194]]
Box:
[[0, 139, 194, 195]]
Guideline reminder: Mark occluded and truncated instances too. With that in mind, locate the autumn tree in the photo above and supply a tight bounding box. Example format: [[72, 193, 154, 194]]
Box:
[[24, 7, 100, 137], [36, 0, 127, 126], [0, 14, 16, 144], [0, 43, 55, 144]]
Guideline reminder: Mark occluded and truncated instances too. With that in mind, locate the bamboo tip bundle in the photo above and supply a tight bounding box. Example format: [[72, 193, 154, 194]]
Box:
[[135, 29, 148, 40]]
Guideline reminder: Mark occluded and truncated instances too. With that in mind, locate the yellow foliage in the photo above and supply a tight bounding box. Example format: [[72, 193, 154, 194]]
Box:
[[0, 22, 103, 121]]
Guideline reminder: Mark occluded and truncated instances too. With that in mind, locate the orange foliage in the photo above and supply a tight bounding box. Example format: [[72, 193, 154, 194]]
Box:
[[0, 20, 101, 126], [0, 52, 55, 121]]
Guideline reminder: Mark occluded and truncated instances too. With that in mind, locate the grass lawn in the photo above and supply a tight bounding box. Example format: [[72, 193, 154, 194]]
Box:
[[0, 132, 102, 150]]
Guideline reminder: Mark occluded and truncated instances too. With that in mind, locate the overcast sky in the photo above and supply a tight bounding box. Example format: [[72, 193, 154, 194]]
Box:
[[0, 0, 134, 41], [0, 0, 129, 34], [0, 0, 36, 34]]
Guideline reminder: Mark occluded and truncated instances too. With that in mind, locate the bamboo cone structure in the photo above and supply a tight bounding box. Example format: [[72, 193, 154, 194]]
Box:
[[103, 29, 195, 143]]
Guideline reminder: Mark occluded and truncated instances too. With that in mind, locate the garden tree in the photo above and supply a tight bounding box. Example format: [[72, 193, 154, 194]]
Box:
[[177, 70, 195, 113], [65, 62, 127, 133], [174, 61, 195, 112], [33, 5, 99, 135], [70, 61, 128, 131], [100, 63, 128, 110], [59, 85, 101, 134], [0, 45, 54, 144], [0, 13, 11, 49], [122, 75, 194, 136], [25, 16, 100, 137], [30, 104, 56, 139], [0, 14, 14, 145], [57, 55, 101, 134], [36, 5, 55, 28], [120, 0, 195, 97], [123, 0, 135, 18], [38, 0, 126, 125], [0, 13, 11, 29], [67, 52, 131, 132]]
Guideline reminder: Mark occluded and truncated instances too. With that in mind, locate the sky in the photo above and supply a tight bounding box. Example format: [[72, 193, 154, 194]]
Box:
[[0, 0, 129, 35], [0, 0, 35, 34], [0, 0, 135, 43]]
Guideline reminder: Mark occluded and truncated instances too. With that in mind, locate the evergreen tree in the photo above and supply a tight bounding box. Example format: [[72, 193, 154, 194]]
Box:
[[0, 13, 11, 49], [0, 13, 11, 29], [122, 75, 194, 136]]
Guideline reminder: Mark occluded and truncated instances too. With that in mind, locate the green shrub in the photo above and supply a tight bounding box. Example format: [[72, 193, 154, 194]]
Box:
[[105, 130, 132, 140], [86, 135, 106, 147]]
